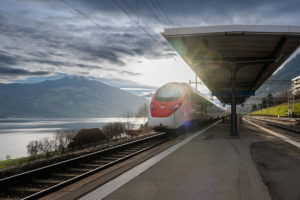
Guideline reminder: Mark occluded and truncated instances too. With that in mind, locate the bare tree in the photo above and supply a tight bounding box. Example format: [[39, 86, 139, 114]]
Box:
[[27, 140, 40, 157], [27, 129, 77, 158], [136, 103, 149, 132], [102, 122, 125, 139], [136, 103, 149, 118], [123, 112, 137, 131], [54, 130, 76, 153], [38, 138, 54, 157], [102, 123, 114, 139], [136, 103, 149, 126]]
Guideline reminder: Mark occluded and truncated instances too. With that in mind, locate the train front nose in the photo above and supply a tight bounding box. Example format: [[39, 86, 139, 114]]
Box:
[[150, 101, 175, 117], [148, 83, 185, 129]]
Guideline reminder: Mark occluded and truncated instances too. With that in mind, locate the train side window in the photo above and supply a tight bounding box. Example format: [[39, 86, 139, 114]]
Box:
[[208, 103, 212, 113], [197, 104, 201, 112], [201, 103, 207, 113], [190, 92, 198, 109]]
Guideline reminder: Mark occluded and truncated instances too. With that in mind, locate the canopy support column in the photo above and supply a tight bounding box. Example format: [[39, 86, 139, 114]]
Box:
[[231, 65, 238, 136]]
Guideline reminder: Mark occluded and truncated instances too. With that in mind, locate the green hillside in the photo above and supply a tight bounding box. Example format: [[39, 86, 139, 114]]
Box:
[[252, 102, 300, 116]]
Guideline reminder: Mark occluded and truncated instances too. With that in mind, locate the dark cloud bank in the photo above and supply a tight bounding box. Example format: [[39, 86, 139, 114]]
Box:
[[0, 0, 299, 82]]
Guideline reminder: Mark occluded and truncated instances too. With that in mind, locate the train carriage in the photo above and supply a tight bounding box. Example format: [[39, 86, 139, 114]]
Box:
[[148, 82, 228, 131]]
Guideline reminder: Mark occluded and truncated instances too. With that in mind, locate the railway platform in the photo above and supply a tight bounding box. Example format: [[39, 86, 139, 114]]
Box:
[[96, 121, 270, 200], [78, 119, 300, 200]]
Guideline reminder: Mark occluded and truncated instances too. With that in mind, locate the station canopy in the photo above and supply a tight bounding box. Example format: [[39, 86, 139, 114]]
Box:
[[163, 25, 300, 104]]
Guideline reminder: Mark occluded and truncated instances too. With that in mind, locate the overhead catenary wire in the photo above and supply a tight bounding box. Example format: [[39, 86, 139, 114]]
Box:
[[149, 0, 172, 27], [152, 0, 176, 27], [121, 0, 138, 23], [142, 0, 167, 28], [111, 0, 164, 48], [61, 0, 111, 35], [60, 0, 170, 74], [111, 0, 178, 62]]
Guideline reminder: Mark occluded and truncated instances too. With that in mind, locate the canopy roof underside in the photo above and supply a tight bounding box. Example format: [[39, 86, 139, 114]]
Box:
[[163, 25, 300, 104]]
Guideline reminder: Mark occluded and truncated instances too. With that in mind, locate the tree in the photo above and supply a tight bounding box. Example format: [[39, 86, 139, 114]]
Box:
[[102, 122, 125, 139], [123, 112, 137, 131], [267, 93, 274, 107], [54, 130, 76, 153], [27, 141, 40, 157], [136, 103, 149, 126], [251, 104, 258, 112], [260, 97, 267, 109], [136, 103, 149, 118], [40, 138, 55, 157], [260, 94, 274, 109]]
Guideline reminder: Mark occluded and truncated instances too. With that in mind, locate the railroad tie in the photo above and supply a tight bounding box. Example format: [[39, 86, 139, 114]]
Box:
[[9, 186, 42, 193], [51, 173, 78, 178], [80, 163, 102, 168], [32, 179, 62, 185], [68, 168, 92, 172], [111, 153, 130, 157]]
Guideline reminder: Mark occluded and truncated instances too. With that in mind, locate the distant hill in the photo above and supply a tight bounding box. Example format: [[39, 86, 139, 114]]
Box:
[[254, 53, 300, 98], [239, 53, 300, 112], [0, 76, 148, 118], [270, 53, 300, 81], [142, 92, 154, 101]]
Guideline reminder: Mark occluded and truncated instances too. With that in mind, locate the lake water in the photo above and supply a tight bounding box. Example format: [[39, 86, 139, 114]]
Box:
[[0, 117, 147, 160]]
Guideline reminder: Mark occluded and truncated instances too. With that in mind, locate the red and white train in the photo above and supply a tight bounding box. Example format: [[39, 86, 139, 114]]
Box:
[[148, 82, 228, 131]]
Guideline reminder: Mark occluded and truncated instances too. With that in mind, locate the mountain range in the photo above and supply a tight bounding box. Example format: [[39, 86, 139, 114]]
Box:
[[238, 52, 300, 112], [254, 53, 300, 99], [0, 76, 148, 118]]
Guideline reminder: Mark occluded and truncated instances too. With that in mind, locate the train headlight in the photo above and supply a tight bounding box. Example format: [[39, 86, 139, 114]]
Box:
[[172, 103, 181, 111]]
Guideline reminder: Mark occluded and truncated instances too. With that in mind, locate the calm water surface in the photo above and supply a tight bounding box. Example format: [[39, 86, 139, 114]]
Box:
[[0, 118, 146, 160]]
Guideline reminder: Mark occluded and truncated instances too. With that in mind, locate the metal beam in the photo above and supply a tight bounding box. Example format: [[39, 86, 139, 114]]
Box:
[[251, 35, 287, 91], [193, 57, 275, 65], [231, 65, 238, 136], [212, 91, 255, 96]]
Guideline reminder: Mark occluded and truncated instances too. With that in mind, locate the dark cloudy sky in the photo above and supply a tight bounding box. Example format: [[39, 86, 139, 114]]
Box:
[[1, 0, 300, 87]]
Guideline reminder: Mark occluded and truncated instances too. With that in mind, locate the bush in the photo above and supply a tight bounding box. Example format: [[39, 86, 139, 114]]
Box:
[[54, 130, 76, 153], [102, 122, 125, 139], [68, 128, 107, 149], [27, 130, 76, 157], [126, 129, 139, 138]]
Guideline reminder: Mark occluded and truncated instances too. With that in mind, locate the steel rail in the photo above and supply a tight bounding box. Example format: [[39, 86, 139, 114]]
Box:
[[245, 116, 300, 134], [0, 132, 167, 199]]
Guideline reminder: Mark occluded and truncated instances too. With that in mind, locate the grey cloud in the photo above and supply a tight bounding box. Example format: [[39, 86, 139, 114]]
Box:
[[75, 64, 141, 76], [76, 44, 127, 66], [72, 0, 300, 26], [0, 52, 18, 66], [21, 59, 141, 77], [1, 0, 300, 82], [0, 67, 50, 76], [76, 63, 116, 71], [31, 59, 67, 66], [0, 1, 179, 71], [119, 70, 141, 76]]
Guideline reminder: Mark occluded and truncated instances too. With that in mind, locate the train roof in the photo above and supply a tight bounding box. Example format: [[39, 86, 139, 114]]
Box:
[[187, 84, 227, 111], [158, 82, 227, 111]]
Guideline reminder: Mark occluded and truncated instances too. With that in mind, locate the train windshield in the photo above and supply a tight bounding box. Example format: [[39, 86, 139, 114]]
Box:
[[155, 84, 185, 101]]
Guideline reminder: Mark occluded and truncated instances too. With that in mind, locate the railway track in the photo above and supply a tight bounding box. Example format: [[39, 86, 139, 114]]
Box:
[[0, 132, 168, 200], [246, 116, 300, 134]]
